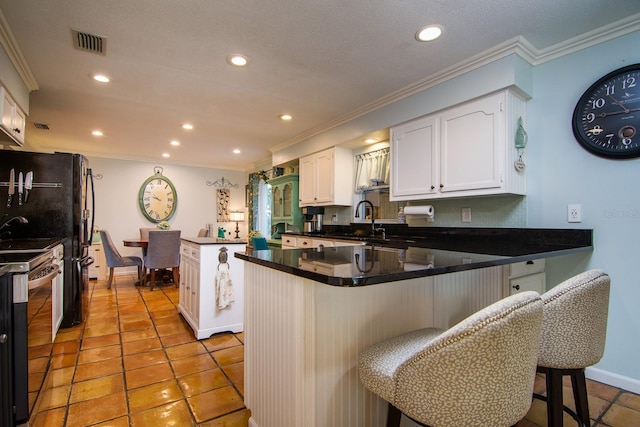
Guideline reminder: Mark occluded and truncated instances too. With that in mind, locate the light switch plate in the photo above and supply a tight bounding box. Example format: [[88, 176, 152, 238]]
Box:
[[461, 207, 472, 223]]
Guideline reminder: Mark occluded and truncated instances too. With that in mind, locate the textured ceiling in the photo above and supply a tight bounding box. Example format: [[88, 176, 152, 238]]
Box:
[[0, 0, 639, 170]]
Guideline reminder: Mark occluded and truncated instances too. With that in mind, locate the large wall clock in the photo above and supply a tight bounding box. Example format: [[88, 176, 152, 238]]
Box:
[[572, 63, 640, 159], [138, 167, 178, 223]]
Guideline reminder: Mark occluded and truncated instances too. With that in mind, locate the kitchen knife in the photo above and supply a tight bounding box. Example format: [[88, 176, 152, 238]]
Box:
[[6, 168, 14, 208], [24, 171, 33, 203], [18, 171, 23, 205]]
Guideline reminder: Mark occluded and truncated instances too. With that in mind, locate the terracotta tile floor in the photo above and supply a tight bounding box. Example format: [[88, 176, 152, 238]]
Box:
[[28, 274, 640, 426], [30, 274, 249, 427]]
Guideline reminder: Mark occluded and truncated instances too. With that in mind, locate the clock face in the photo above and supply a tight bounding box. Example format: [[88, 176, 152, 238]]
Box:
[[572, 64, 640, 159], [138, 175, 177, 222]]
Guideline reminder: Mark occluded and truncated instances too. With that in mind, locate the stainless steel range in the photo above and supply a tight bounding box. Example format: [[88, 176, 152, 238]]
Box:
[[0, 238, 62, 426]]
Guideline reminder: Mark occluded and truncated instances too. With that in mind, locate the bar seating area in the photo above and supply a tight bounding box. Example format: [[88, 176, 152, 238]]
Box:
[[359, 291, 544, 427], [358, 270, 612, 427]]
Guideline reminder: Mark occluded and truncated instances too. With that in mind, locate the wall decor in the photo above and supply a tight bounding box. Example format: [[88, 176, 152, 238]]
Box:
[[138, 166, 177, 223], [572, 63, 640, 159], [217, 188, 230, 222]]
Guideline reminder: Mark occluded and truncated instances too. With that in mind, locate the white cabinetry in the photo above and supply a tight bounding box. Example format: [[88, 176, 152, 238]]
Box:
[[504, 259, 546, 296], [299, 146, 354, 206], [179, 241, 244, 339], [281, 235, 297, 248], [390, 90, 526, 201], [0, 86, 26, 146], [282, 236, 364, 249], [88, 242, 107, 280], [52, 244, 64, 341]]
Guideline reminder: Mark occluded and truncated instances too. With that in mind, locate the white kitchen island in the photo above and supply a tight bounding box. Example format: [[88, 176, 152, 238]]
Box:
[[179, 237, 246, 339], [236, 228, 592, 427]]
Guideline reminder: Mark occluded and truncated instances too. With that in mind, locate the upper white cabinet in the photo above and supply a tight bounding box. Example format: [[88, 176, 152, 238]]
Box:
[[0, 86, 26, 146], [299, 146, 353, 206], [390, 90, 526, 201]]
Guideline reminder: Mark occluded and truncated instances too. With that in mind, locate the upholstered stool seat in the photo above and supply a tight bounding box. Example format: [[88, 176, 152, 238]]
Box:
[[359, 291, 544, 427], [536, 269, 610, 427]]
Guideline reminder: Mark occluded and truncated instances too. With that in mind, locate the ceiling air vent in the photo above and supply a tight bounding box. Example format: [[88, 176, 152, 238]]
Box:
[[71, 29, 107, 55], [33, 123, 50, 130]]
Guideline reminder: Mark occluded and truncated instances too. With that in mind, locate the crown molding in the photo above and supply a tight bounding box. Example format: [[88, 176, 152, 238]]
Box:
[[272, 14, 640, 153], [0, 9, 38, 91]]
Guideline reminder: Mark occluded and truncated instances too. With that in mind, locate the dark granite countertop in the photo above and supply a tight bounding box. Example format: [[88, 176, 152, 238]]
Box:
[[181, 237, 247, 245], [235, 227, 593, 286]]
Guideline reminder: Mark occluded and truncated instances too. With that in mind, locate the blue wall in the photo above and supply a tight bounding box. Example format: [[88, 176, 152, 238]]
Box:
[[527, 30, 640, 384], [283, 29, 640, 389]]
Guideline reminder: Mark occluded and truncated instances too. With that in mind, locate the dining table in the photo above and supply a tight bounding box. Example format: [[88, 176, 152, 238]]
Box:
[[123, 238, 148, 285], [123, 238, 148, 249], [124, 237, 180, 287]]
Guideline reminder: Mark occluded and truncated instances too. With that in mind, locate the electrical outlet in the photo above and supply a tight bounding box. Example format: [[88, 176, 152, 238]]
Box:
[[461, 207, 472, 223], [568, 204, 582, 223], [332, 214, 338, 223]]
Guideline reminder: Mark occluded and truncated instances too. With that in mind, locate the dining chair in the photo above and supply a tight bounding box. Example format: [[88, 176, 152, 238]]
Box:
[[144, 230, 181, 291], [536, 269, 610, 427], [139, 227, 156, 256], [251, 237, 269, 250], [359, 291, 543, 427], [100, 230, 143, 289]]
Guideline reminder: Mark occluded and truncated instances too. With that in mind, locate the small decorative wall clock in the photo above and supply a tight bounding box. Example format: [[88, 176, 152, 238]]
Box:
[[138, 166, 178, 223], [572, 64, 640, 159]]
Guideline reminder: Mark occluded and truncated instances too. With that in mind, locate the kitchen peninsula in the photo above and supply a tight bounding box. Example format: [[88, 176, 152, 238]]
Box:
[[235, 227, 592, 427]]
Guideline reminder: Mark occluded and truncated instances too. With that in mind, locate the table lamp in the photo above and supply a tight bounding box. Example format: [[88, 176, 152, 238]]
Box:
[[229, 211, 245, 239]]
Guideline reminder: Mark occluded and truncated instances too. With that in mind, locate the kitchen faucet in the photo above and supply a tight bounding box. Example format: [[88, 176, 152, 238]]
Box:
[[0, 215, 29, 237], [354, 200, 385, 239]]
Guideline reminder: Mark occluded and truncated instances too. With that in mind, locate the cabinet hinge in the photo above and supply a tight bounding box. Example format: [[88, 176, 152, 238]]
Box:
[[500, 101, 504, 112]]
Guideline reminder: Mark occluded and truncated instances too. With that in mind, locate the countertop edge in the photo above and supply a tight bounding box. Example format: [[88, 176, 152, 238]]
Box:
[[234, 244, 593, 287], [181, 237, 247, 245]]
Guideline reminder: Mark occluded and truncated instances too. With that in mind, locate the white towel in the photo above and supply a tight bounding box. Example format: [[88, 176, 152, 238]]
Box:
[[216, 268, 234, 309]]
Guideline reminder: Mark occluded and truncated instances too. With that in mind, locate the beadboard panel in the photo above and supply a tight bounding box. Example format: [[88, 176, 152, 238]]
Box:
[[245, 263, 436, 427]]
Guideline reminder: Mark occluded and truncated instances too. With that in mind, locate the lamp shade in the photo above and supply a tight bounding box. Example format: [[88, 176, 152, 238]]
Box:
[[229, 211, 245, 222]]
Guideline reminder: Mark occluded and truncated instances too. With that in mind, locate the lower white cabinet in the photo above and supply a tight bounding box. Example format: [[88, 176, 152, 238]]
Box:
[[52, 244, 64, 341], [88, 242, 107, 280], [504, 259, 546, 295], [283, 236, 365, 249], [179, 240, 244, 339]]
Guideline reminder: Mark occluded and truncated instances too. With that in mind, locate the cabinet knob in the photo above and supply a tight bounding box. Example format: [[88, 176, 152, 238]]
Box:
[[440, 184, 444, 188], [431, 185, 435, 190], [512, 284, 520, 291], [526, 260, 534, 265], [13, 128, 20, 133]]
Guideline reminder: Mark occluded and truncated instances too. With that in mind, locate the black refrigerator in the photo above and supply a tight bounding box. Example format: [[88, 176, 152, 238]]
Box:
[[0, 150, 95, 327]]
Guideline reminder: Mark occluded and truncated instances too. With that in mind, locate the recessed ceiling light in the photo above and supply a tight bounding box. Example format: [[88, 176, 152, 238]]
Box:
[[170, 140, 180, 146], [162, 153, 170, 158], [91, 130, 103, 136], [182, 123, 193, 130], [415, 25, 442, 42], [279, 114, 292, 121], [233, 149, 241, 154], [364, 138, 378, 144], [91, 74, 110, 83], [227, 54, 249, 67]]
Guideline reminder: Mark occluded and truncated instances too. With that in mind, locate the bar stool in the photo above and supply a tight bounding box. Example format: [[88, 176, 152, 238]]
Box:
[[358, 291, 543, 427], [536, 269, 610, 427]]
